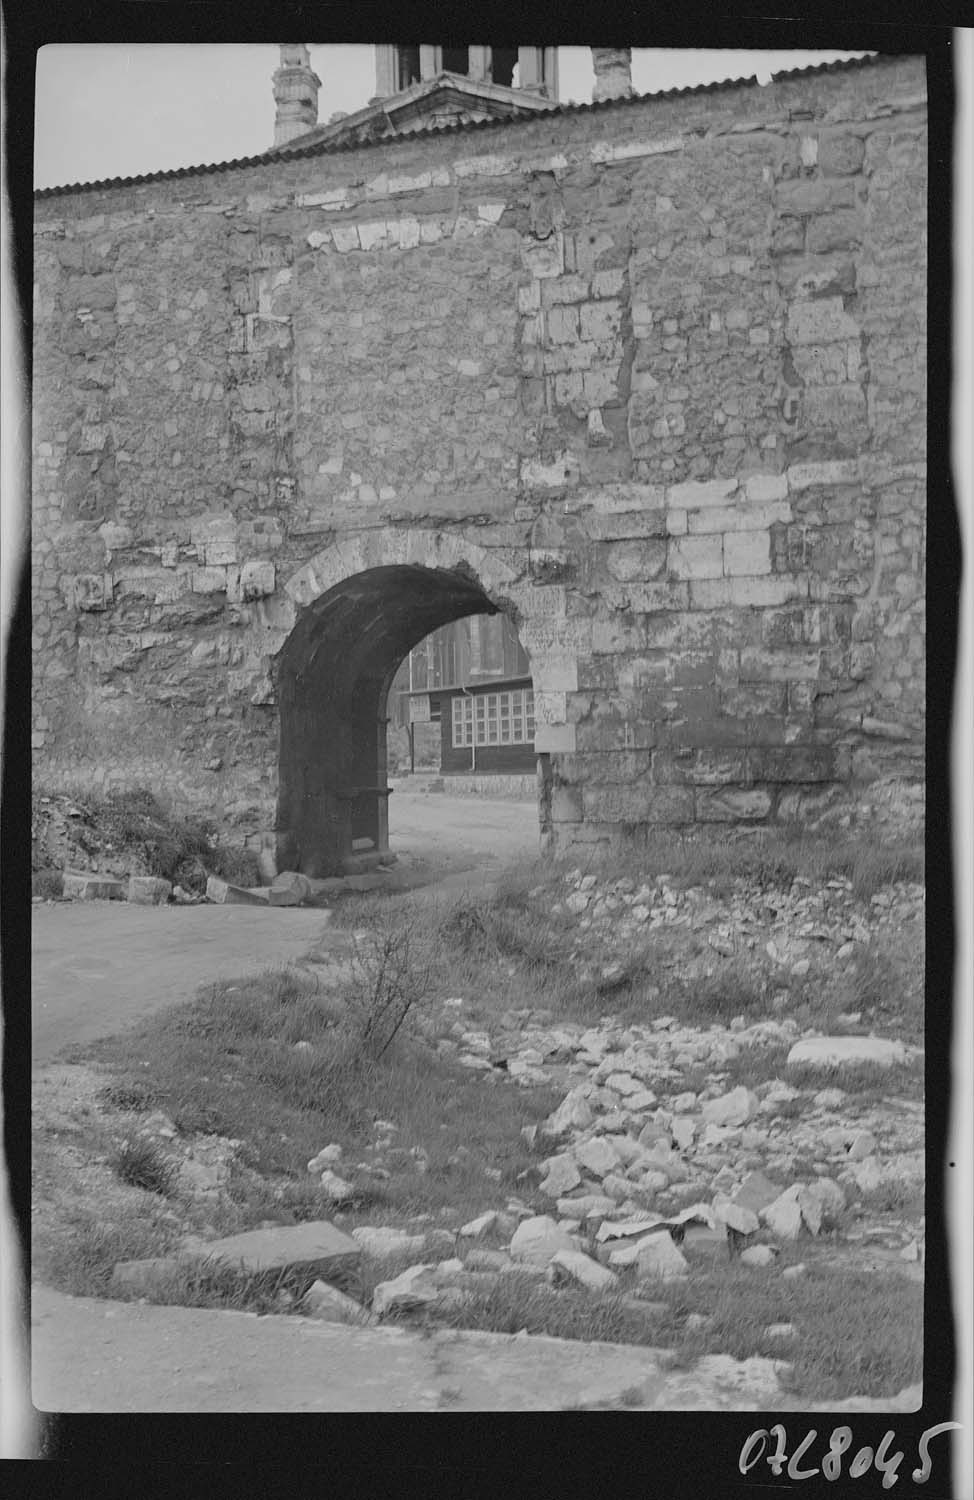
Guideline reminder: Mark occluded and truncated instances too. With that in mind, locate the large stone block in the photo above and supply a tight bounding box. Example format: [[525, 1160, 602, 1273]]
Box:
[[785, 297, 860, 345], [62, 871, 126, 901], [695, 787, 772, 821], [668, 536, 723, 581], [582, 784, 694, 824], [723, 530, 771, 576]]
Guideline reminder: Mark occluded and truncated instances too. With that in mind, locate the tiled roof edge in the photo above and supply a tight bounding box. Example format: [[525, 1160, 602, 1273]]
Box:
[[34, 51, 908, 202]]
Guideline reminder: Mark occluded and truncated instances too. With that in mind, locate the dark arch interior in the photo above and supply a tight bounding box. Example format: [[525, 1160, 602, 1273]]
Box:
[[276, 564, 508, 876]]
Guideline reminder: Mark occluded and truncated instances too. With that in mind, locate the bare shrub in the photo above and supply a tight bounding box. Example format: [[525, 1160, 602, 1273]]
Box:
[[346, 919, 433, 1060]]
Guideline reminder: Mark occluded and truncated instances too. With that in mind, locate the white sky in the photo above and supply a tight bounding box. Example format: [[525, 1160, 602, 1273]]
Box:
[[34, 45, 873, 189]]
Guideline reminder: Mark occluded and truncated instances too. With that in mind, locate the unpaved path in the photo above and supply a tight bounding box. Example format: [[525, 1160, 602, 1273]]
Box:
[[31, 792, 538, 1065], [28, 1286, 920, 1415]]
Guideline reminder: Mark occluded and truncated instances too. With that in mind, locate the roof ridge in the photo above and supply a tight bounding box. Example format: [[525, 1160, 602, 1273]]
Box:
[[35, 52, 903, 202]]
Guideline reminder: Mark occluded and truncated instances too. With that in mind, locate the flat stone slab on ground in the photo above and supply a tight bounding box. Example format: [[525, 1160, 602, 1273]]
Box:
[[786, 1036, 908, 1070], [190, 1220, 361, 1277], [205, 876, 270, 907]]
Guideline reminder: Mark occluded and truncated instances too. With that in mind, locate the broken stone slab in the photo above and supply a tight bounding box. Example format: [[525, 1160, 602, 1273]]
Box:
[[508, 1215, 577, 1266], [573, 1136, 622, 1178], [458, 1212, 498, 1239], [205, 875, 270, 906], [595, 1204, 715, 1248], [318, 1169, 356, 1204], [307, 1144, 343, 1172], [797, 1178, 846, 1236], [740, 1245, 777, 1268], [350, 1226, 428, 1261], [539, 1153, 582, 1197], [304, 1279, 372, 1325], [548, 1249, 618, 1292], [371, 1263, 439, 1317], [541, 1087, 594, 1137], [555, 1194, 617, 1219], [189, 1220, 361, 1280], [701, 1086, 759, 1127], [268, 870, 312, 906], [632, 1232, 689, 1280], [712, 1197, 760, 1236], [127, 875, 172, 905], [786, 1036, 907, 1070], [62, 871, 126, 902], [732, 1171, 783, 1216], [760, 1185, 805, 1240]]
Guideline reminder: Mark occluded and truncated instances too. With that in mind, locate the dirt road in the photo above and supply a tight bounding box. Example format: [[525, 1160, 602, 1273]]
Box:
[[31, 791, 538, 1065]]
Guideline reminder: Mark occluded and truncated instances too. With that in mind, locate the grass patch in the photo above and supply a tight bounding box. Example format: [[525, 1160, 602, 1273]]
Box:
[[32, 868, 64, 900], [108, 1137, 178, 1196], [657, 1261, 923, 1401], [39, 1218, 177, 1296], [74, 967, 560, 1221], [32, 784, 262, 894], [425, 1275, 667, 1346]]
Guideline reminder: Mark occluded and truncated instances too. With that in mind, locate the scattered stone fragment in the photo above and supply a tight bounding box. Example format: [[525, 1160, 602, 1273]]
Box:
[[765, 1322, 797, 1340], [814, 1088, 847, 1108], [556, 1194, 616, 1219], [782, 1263, 807, 1279], [713, 1198, 760, 1236], [740, 1246, 777, 1267], [549, 1249, 619, 1292], [732, 1171, 783, 1216], [351, 1225, 427, 1260], [671, 1117, 696, 1150], [268, 870, 312, 907], [573, 1137, 621, 1178], [541, 1088, 594, 1137], [633, 1232, 689, 1280], [371, 1264, 439, 1317], [701, 1087, 758, 1127], [509, 1215, 576, 1266], [786, 1036, 907, 1070], [848, 1131, 877, 1161], [304, 1279, 371, 1324], [307, 1144, 343, 1172], [760, 1185, 804, 1240], [540, 1154, 582, 1197], [458, 1211, 498, 1239], [318, 1169, 355, 1203], [205, 876, 269, 906]]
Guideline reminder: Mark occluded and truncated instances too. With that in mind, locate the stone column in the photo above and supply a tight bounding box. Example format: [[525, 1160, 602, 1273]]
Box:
[[272, 44, 321, 147], [467, 46, 489, 82], [591, 47, 634, 102]]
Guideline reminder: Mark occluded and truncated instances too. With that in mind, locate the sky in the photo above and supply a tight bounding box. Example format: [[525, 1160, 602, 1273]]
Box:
[[33, 45, 874, 190]]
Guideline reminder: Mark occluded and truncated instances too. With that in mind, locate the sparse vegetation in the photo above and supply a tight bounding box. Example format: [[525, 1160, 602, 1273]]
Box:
[[108, 1136, 178, 1196], [34, 823, 924, 1404], [32, 868, 64, 900], [31, 784, 262, 894]]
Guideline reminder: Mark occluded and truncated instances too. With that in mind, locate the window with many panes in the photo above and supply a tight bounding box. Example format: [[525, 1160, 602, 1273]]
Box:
[[452, 688, 535, 748]]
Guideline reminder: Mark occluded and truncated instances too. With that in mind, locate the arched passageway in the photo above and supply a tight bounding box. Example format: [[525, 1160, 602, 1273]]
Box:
[[276, 563, 532, 875]]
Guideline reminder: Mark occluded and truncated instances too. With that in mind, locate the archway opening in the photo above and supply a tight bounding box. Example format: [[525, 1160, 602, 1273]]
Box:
[[276, 563, 533, 876]]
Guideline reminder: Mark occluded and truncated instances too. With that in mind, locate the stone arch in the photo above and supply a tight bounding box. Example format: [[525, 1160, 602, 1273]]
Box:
[[273, 527, 551, 876]]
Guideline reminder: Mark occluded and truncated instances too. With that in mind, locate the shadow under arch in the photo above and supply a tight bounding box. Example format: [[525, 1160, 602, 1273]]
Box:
[[275, 561, 533, 875]]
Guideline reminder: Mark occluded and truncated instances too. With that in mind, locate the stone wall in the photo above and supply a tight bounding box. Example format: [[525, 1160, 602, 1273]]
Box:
[[32, 55, 927, 858]]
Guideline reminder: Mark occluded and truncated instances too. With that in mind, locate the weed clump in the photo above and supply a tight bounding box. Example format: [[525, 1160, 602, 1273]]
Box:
[[32, 869, 64, 900], [109, 1137, 177, 1196], [346, 918, 434, 1060]]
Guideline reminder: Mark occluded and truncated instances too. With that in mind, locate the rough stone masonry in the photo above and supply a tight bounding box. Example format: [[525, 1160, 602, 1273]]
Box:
[[32, 54, 927, 872]]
